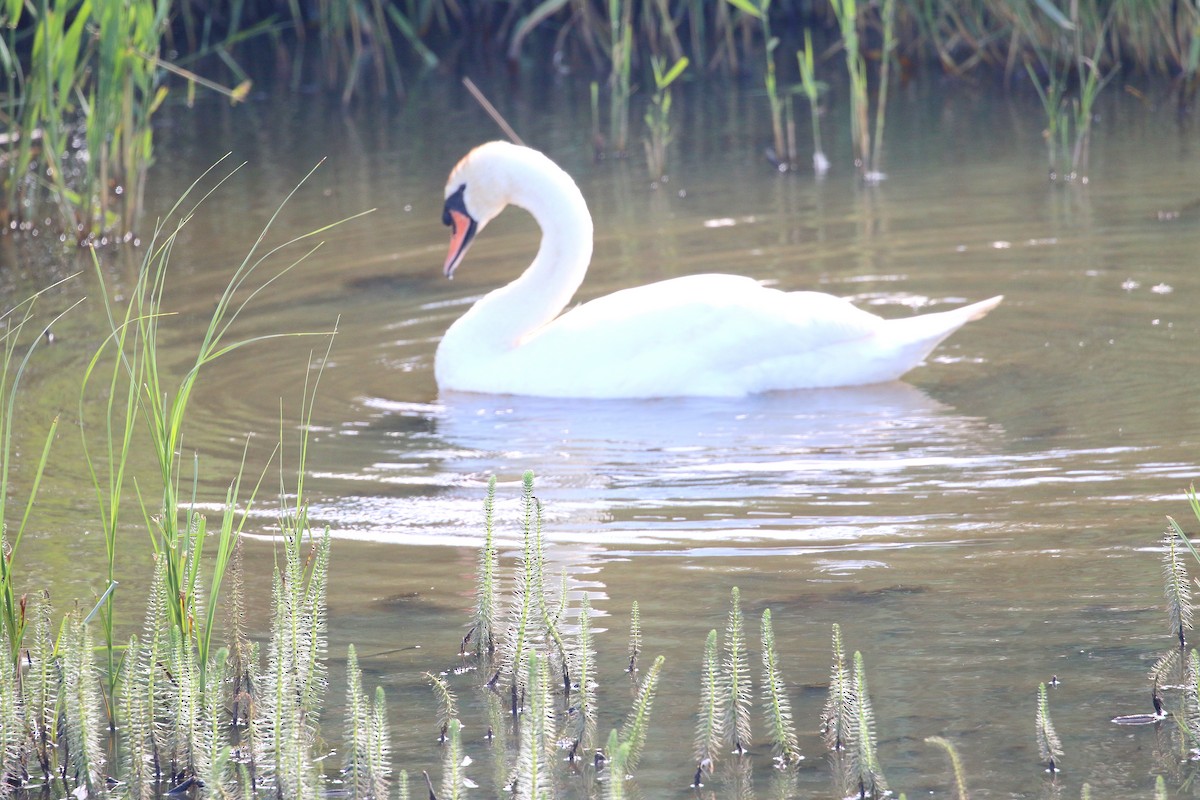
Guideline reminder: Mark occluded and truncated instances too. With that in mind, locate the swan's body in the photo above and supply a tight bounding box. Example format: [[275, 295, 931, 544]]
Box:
[[435, 141, 1002, 398]]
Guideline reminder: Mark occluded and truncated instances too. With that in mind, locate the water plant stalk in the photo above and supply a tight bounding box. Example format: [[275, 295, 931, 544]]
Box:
[[643, 55, 689, 180], [721, 586, 753, 755], [0, 281, 76, 666], [1035, 681, 1063, 772], [797, 29, 830, 175], [608, 0, 634, 154], [760, 608, 800, 765]]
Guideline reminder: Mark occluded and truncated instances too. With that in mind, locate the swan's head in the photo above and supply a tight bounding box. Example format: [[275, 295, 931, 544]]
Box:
[[441, 141, 527, 278]]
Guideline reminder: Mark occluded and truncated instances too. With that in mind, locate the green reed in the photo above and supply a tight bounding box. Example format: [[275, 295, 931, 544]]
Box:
[[1, 0, 173, 239], [643, 55, 688, 180], [1022, 0, 1117, 181], [0, 281, 76, 667], [609, 0, 634, 155], [797, 29, 829, 175], [79, 159, 363, 720], [726, 0, 795, 169], [829, 0, 893, 182]]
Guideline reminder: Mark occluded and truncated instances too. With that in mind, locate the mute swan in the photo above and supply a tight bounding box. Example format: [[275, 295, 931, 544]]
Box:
[[435, 141, 1002, 398]]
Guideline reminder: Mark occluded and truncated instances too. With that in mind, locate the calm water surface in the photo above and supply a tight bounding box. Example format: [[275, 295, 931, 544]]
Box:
[[8, 76, 1200, 796]]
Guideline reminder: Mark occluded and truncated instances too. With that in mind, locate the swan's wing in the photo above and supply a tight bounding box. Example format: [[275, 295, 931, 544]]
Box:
[[517, 275, 890, 395], [541, 274, 882, 354]]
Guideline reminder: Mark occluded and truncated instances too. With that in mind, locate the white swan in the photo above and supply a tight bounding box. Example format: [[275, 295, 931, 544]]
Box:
[[435, 141, 1002, 398]]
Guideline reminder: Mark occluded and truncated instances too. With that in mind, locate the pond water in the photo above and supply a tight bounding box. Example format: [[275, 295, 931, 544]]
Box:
[[7, 73, 1200, 797]]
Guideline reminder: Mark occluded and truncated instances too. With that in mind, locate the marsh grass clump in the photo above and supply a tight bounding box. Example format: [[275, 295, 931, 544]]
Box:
[[829, 0, 895, 183], [1022, 0, 1118, 182]]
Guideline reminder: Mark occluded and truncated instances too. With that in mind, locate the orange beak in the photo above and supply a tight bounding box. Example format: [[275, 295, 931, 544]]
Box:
[[444, 208, 476, 278], [442, 184, 476, 279]]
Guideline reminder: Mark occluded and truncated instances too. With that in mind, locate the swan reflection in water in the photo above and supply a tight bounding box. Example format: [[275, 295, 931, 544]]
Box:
[[309, 381, 1002, 549]]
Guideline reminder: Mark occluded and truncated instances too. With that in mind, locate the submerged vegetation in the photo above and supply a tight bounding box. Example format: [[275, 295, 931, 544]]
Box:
[[2, 0, 1197, 238]]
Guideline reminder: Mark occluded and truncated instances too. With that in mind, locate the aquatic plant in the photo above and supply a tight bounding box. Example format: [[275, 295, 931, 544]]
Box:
[[1035, 681, 1063, 773], [628, 599, 642, 673], [604, 728, 631, 800], [467, 475, 501, 661], [694, 628, 726, 777], [721, 586, 754, 755], [1162, 526, 1193, 650], [797, 29, 830, 176], [79, 159, 362, 723], [0, 281, 75, 666], [725, 0, 795, 168], [759, 608, 800, 766], [425, 671, 458, 743], [830, 0, 894, 182], [1022, 0, 1117, 181], [619, 653, 666, 772], [515, 651, 554, 800], [440, 718, 469, 799], [925, 736, 970, 800], [568, 592, 599, 760], [643, 55, 689, 180], [608, 0, 634, 155], [822, 622, 853, 752], [849, 651, 888, 798]]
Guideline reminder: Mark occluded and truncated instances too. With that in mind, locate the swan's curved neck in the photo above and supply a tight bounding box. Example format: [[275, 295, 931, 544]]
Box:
[[450, 154, 594, 352]]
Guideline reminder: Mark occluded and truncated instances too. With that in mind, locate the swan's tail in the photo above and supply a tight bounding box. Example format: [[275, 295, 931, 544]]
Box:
[[957, 294, 1004, 322], [879, 295, 1004, 373]]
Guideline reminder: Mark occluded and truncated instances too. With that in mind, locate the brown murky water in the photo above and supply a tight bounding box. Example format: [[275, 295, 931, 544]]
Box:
[[6, 75, 1200, 796]]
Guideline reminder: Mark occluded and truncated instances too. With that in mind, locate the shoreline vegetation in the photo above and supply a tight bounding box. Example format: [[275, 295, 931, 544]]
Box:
[[2, 0, 1199, 240]]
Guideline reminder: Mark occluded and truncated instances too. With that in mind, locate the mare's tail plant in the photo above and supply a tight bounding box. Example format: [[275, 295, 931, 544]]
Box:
[[604, 729, 631, 800], [1035, 682, 1063, 773], [60, 611, 107, 797], [346, 645, 392, 799], [694, 628, 726, 778], [1163, 526, 1193, 650], [925, 736, 969, 800], [759, 609, 800, 765], [515, 652, 554, 800], [258, 519, 333, 796], [441, 719, 468, 800], [849, 651, 888, 798], [500, 471, 542, 712], [618, 653, 666, 773], [627, 600, 642, 673], [425, 671, 458, 743], [721, 586, 754, 755], [567, 592, 599, 761], [467, 475, 500, 662], [822, 623, 853, 751]]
